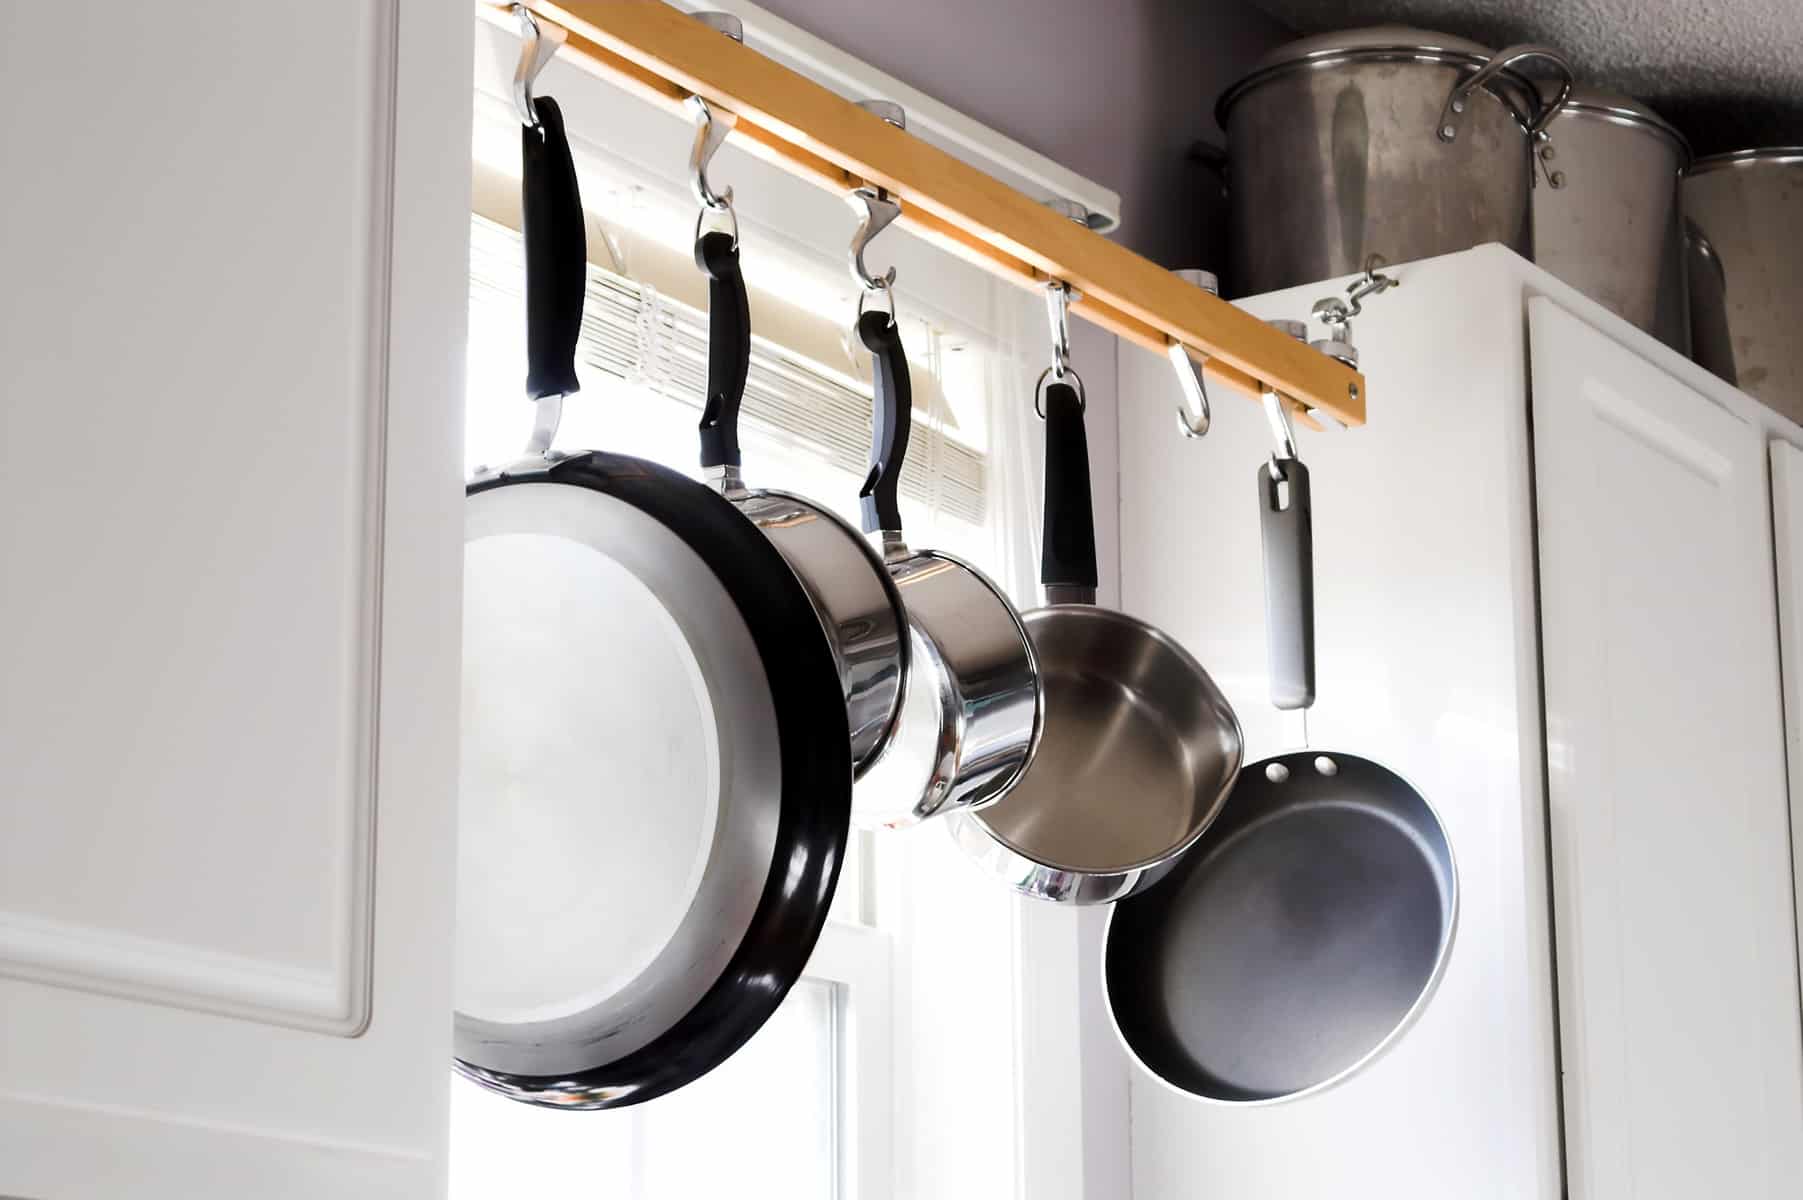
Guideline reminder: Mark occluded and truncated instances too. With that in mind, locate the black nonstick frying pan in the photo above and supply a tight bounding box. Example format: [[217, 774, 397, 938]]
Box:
[[453, 95, 850, 1109], [1103, 396, 1457, 1103]]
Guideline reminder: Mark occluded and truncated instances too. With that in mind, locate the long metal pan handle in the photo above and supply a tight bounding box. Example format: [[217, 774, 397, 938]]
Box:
[[520, 95, 586, 401], [858, 310, 912, 536], [1258, 456, 1315, 711], [1041, 378, 1098, 606], [696, 229, 751, 470]]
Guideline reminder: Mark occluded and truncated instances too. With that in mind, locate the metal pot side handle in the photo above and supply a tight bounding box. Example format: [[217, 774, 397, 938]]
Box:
[[1437, 43, 1575, 143]]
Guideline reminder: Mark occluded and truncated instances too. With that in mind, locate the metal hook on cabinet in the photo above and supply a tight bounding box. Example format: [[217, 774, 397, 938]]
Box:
[[512, 5, 567, 132]]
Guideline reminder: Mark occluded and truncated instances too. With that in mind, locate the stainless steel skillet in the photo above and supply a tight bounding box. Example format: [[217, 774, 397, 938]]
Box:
[[454, 93, 849, 1109]]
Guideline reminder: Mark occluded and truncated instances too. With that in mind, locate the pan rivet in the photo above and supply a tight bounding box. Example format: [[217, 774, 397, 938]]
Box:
[[1265, 762, 1291, 783], [1313, 756, 1339, 776]]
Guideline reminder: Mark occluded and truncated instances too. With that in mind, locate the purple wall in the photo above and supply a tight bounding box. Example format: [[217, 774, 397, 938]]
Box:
[[750, 0, 1293, 272]]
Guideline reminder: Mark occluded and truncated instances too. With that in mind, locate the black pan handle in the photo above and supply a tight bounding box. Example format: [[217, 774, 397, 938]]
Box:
[[1040, 380, 1098, 605], [858, 311, 911, 535], [1258, 459, 1315, 710], [696, 230, 750, 470], [521, 96, 585, 401]]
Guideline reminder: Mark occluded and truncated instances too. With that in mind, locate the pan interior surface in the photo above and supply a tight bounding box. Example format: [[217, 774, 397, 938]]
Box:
[[972, 606, 1241, 874], [1108, 752, 1455, 1102], [457, 483, 781, 1071]]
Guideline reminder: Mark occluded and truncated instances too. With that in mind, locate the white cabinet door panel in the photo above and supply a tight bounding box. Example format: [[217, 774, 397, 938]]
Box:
[[1767, 441, 1803, 1022], [0, 2, 468, 1196], [1532, 297, 1803, 1199]]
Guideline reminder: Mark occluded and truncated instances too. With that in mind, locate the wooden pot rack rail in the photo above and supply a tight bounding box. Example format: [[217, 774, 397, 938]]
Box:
[[481, 0, 1367, 427]]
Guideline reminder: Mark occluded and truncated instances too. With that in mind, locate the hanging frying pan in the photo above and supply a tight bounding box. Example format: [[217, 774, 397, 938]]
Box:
[[945, 308, 1243, 905], [1103, 396, 1458, 1103], [692, 229, 908, 773], [848, 307, 1042, 828], [453, 94, 851, 1109]]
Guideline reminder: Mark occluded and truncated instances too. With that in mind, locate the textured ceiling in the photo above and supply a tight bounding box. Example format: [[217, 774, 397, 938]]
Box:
[[1243, 0, 1803, 155]]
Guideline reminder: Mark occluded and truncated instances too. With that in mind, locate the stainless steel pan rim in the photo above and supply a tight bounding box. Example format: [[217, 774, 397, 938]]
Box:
[[726, 483, 909, 775], [1100, 748, 1460, 1107], [1687, 146, 1803, 174], [945, 604, 1240, 901]]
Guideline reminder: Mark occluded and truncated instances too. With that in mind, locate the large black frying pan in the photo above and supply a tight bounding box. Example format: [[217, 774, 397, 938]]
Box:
[[1104, 418, 1457, 1104], [453, 96, 850, 1109]]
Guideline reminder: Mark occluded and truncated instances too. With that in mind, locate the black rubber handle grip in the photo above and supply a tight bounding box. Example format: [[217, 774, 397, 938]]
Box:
[[1040, 381, 1098, 595], [858, 311, 911, 534], [521, 96, 585, 401], [1258, 459, 1316, 711], [696, 230, 750, 469]]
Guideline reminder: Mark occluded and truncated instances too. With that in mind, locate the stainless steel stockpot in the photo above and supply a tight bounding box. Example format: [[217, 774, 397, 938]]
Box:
[[1216, 26, 1571, 296], [694, 232, 908, 772], [850, 310, 1042, 828], [1532, 83, 1690, 352], [1683, 148, 1803, 420]]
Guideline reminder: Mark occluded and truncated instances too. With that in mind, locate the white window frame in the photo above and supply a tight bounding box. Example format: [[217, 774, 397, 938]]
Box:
[[803, 918, 894, 1200]]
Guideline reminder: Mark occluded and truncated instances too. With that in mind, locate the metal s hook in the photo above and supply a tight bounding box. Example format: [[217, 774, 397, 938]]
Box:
[[1261, 386, 1300, 481], [688, 96, 738, 214], [847, 185, 902, 292], [1261, 319, 1309, 479], [512, 6, 567, 132], [1045, 281, 1075, 380], [1169, 268, 1220, 439]]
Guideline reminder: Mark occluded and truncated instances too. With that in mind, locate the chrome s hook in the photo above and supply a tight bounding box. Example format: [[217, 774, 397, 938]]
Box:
[[688, 96, 738, 213], [512, 6, 567, 132], [1044, 281, 1075, 380], [1261, 386, 1301, 481], [1261, 318, 1309, 478], [1169, 342, 1212, 438], [847, 186, 902, 293], [1343, 254, 1399, 318]]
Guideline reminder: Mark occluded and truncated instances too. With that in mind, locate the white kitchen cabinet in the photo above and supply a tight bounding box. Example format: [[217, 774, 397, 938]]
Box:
[[1533, 300, 1803, 1198], [1116, 245, 1803, 1198], [0, 4, 471, 1198]]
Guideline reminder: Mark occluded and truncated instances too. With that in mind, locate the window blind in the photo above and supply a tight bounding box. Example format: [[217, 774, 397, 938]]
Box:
[[470, 216, 986, 525]]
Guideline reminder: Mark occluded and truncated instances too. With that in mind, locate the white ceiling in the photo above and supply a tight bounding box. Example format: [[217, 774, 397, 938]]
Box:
[[1244, 0, 1803, 154]]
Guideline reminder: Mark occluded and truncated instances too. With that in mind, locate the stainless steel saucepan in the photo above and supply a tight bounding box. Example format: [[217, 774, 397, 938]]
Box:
[[1103, 392, 1458, 1103], [947, 308, 1243, 905], [693, 229, 909, 772], [850, 308, 1042, 828]]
